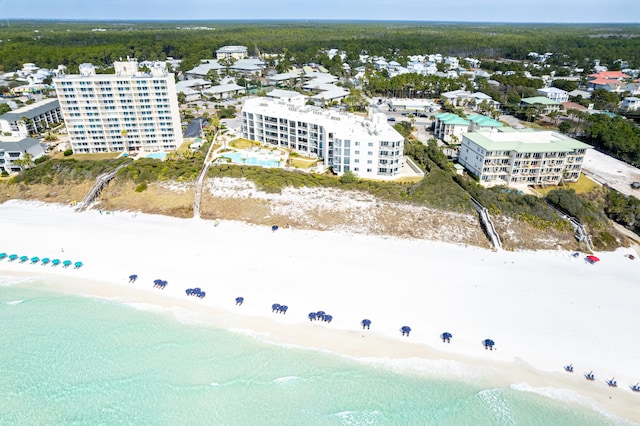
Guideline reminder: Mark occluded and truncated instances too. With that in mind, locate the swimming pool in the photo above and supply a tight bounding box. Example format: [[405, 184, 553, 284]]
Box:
[[220, 152, 282, 168], [146, 152, 167, 160]]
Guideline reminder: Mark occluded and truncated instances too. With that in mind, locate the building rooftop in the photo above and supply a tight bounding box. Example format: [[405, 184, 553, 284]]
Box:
[[0, 98, 60, 122], [216, 45, 248, 53], [435, 112, 469, 126], [467, 114, 503, 127], [244, 97, 402, 141], [464, 129, 592, 153], [520, 96, 561, 106], [267, 89, 306, 100], [0, 136, 42, 151]]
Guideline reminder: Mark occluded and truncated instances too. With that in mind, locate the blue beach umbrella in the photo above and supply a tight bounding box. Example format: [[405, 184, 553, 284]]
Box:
[[129, 274, 138, 282], [401, 326, 412, 336], [19, 255, 29, 262], [308, 312, 317, 321], [74, 261, 83, 268], [323, 314, 332, 323], [51, 259, 61, 266], [361, 319, 371, 329], [41, 258, 50, 264], [235, 297, 244, 305], [0, 252, 7, 259], [442, 332, 453, 342], [9, 254, 18, 261], [272, 303, 281, 312], [63, 260, 72, 266], [483, 339, 495, 349], [31, 256, 40, 263]]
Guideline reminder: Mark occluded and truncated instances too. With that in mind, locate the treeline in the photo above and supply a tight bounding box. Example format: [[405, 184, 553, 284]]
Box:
[[582, 114, 640, 167], [1, 21, 639, 73]]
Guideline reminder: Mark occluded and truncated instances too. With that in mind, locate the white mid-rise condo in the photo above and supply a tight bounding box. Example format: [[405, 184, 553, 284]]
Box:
[[459, 128, 592, 187], [241, 97, 404, 179], [53, 60, 183, 154]]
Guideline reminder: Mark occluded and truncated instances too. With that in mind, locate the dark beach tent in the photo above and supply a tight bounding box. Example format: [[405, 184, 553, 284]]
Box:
[[41, 257, 50, 265], [51, 259, 61, 266], [30, 256, 39, 263], [271, 225, 279, 232]]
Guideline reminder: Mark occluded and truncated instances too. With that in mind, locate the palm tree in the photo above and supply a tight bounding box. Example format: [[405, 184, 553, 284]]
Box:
[[13, 152, 34, 170]]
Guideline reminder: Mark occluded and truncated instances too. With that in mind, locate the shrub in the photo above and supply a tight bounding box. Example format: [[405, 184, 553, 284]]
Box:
[[63, 149, 73, 156], [135, 182, 148, 192]]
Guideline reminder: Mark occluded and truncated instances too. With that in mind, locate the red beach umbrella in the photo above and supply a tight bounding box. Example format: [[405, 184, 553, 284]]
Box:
[[586, 255, 600, 263]]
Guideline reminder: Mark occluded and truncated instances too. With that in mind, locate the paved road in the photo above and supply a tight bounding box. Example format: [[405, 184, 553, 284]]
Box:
[[582, 149, 640, 197]]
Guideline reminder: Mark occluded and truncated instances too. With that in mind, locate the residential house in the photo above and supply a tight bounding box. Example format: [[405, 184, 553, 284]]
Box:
[[216, 46, 248, 61], [620, 97, 640, 111], [537, 87, 569, 103], [587, 71, 631, 93], [202, 83, 246, 100], [520, 96, 561, 114]]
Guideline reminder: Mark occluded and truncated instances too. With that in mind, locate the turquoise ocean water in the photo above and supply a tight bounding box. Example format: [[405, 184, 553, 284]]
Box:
[[0, 277, 629, 426]]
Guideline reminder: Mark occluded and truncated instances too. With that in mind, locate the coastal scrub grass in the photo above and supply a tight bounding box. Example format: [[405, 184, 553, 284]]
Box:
[[0, 181, 92, 205], [98, 181, 195, 217]]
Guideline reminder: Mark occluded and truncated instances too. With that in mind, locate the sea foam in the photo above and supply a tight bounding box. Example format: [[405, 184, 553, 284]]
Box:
[[510, 383, 626, 422]]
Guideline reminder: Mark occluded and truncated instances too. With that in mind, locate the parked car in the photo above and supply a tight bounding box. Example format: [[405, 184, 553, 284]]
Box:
[[387, 117, 396, 122], [631, 182, 640, 189]]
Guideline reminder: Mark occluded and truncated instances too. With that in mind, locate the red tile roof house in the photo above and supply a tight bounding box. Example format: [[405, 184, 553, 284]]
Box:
[[587, 71, 631, 92]]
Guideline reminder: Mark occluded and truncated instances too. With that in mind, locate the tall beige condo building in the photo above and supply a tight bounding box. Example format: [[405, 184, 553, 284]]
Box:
[[54, 60, 183, 154]]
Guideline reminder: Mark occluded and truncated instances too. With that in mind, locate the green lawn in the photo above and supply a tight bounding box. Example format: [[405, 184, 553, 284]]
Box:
[[51, 152, 121, 161], [534, 174, 600, 195], [228, 138, 259, 149]]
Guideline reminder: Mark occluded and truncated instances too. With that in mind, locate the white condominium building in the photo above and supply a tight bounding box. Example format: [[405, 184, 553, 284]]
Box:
[[459, 128, 591, 187], [53, 61, 183, 154], [241, 97, 404, 179]]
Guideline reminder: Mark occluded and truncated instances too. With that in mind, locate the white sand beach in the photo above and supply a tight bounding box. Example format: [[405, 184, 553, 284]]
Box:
[[1, 200, 639, 422]]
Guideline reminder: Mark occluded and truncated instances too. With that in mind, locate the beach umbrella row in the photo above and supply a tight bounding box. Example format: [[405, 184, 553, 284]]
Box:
[[185, 288, 206, 298], [309, 311, 332, 323], [153, 279, 168, 289], [0, 252, 82, 268]]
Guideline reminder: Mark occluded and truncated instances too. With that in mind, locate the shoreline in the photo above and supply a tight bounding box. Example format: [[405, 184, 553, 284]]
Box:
[[1, 200, 639, 423]]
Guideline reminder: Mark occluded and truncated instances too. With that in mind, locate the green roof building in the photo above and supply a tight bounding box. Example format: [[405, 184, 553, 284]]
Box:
[[520, 96, 561, 114], [459, 128, 592, 187]]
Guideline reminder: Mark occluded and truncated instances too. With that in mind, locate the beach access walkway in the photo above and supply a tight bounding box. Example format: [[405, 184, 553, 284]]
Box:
[[470, 197, 502, 250], [75, 160, 132, 212], [193, 130, 221, 219]]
